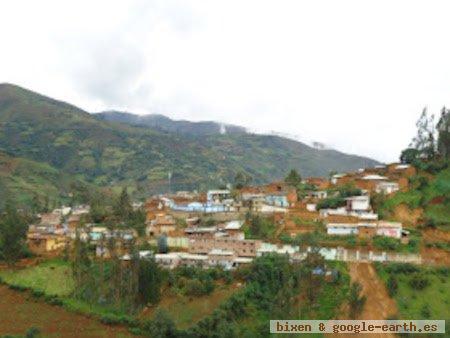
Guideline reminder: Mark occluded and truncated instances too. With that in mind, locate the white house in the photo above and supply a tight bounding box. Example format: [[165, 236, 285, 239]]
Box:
[[346, 195, 371, 212], [376, 182, 400, 195], [326, 223, 359, 236]]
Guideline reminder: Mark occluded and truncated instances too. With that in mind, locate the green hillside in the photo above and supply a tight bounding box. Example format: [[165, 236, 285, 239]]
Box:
[[0, 83, 380, 206]]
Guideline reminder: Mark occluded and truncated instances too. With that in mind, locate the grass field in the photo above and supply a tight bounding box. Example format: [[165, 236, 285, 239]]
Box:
[[0, 258, 238, 332], [0, 259, 74, 296], [375, 263, 450, 319]]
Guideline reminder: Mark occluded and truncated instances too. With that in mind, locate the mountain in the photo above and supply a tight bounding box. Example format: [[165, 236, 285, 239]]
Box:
[[0, 83, 380, 206], [95, 111, 247, 135]]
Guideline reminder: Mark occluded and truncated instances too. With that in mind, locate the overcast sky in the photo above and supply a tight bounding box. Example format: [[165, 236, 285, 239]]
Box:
[[1, 0, 449, 162]]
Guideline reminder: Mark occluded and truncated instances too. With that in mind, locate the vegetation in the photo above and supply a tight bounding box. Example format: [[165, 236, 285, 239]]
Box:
[[376, 263, 450, 319], [0, 259, 74, 296], [0, 206, 30, 265], [244, 213, 277, 240], [348, 282, 366, 319], [0, 83, 379, 208], [284, 168, 302, 186]]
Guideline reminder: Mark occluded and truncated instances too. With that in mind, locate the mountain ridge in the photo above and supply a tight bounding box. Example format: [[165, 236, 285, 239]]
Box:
[[0, 83, 380, 206]]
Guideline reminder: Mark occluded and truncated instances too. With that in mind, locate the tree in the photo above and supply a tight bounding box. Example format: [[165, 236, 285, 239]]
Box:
[[138, 256, 163, 305], [234, 172, 252, 189], [157, 234, 168, 253], [410, 108, 437, 160], [301, 251, 325, 305], [114, 187, 133, 222], [142, 309, 178, 338], [400, 148, 420, 164], [0, 205, 28, 265], [130, 208, 146, 237], [386, 275, 398, 297], [285, 169, 301, 187], [348, 282, 366, 319], [437, 106, 449, 159]]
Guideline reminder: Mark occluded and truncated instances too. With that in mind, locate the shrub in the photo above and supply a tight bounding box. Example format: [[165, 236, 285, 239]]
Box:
[[25, 327, 41, 338], [385, 263, 419, 274], [420, 303, 431, 318], [100, 314, 123, 326], [8, 284, 27, 292], [408, 273, 430, 290], [373, 236, 400, 251], [31, 290, 45, 298], [316, 197, 346, 210], [386, 275, 398, 297]]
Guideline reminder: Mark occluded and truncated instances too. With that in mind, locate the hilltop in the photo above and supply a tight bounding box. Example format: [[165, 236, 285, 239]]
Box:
[[95, 111, 247, 135], [0, 83, 380, 206]]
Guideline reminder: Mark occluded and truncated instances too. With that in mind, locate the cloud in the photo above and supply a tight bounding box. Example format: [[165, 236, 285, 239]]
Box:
[[1, 0, 450, 162]]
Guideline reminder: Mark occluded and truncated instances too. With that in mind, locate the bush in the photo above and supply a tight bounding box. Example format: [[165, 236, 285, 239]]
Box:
[[385, 263, 419, 274], [25, 327, 41, 338], [44, 295, 63, 306], [100, 314, 123, 326], [31, 290, 45, 298], [373, 236, 400, 251], [386, 275, 398, 297], [316, 197, 346, 210], [408, 273, 430, 290], [420, 303, 431, 318], [8, 284, 27, 292]]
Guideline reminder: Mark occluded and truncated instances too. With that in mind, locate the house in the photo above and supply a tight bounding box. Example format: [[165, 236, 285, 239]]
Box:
[[355, 174, 388, 190], [72, 204, 91, 215], [39, 213, 61, 228], [331, 173, 347, 185], [206, 190, 232, 204], [309, 190, 328, 199], [154, 252, 183, 269], [67, 214, 81, 230], [326, 221, 402, 239], [146, 213, 177, 236], [326, 223, 359, 236], [256, 243, 299, 256], [265, 193, 289, 207], [185, 226, 217, 239], [189, 237, 262, 257], [27, 232, 66, 255], [219, 220, 245, 239], [346, 195, 371, 212], [208, 249, 236, 269], [52, 206, 72, 216], [305, 177, 330, 190], [375, 181, 400, 195]]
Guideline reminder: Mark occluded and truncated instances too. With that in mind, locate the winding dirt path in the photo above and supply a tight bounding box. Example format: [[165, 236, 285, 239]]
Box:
[[328, 263, 398, 338]]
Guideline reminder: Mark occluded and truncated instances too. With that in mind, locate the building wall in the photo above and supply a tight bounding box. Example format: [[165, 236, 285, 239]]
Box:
[[189, 238, 262, 257], [327, 227, 358, 236]]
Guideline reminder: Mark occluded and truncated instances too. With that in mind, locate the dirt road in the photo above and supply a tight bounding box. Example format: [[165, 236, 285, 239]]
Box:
[[328, 263, 398, 338]]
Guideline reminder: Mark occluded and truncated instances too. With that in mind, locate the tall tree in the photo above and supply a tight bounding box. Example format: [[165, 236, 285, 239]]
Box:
[[437, 106, 450, 159], [285, 169, 302, 186], [138, 256, 163, 305], [348, 282, 366, 319], [114, 187, 133, 223], [0, 205, 28, 265], [410, 108, 437, 159], [234, 172, 252, 189]]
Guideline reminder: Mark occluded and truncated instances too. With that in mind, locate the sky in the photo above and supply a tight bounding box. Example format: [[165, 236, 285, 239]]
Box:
[[1, 0, 449, 163]]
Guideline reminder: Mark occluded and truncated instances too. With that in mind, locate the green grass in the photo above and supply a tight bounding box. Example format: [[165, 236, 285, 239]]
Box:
[[376, 263, 450, 319], [0, 259, 74, 296]]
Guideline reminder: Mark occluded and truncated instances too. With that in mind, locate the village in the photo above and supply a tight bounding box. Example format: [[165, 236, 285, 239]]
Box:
[[26, 161, 423, 270]]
